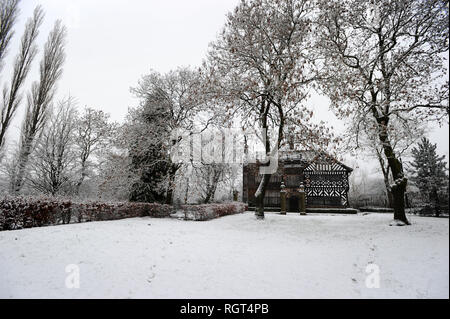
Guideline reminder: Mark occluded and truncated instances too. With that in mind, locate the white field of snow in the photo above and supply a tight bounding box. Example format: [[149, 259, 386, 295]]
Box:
[[0, 212, 448, 299]]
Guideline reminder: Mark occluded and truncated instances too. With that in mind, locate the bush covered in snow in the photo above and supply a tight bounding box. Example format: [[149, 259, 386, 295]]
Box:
[[0, 197, 247, 230], [178, 202, 247, 221], [0, 196, 173, 231], [0, 196, 71, 230]]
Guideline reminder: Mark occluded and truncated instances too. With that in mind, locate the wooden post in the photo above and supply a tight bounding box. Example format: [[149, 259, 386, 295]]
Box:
[[280, 182, 287, 215], [298, 182, 306, 215]]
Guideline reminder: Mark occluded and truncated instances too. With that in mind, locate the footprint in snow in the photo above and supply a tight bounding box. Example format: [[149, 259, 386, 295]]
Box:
[[147, 273, 156, 283]]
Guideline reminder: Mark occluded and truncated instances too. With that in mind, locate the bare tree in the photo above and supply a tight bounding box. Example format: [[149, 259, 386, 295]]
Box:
[[181, 164, 191, 204], [373, 123, 426, 208], [317, 0, 448, 224], [27, 98, 77, 196], [10, 20, 67, 194], [74, 107, 114, 194], [96, 132, 138, 201], [193, 163, 229, 204], [0, 0, 20, 71], [222, 163, 241, 201], [345, 116, 427, 208], [205, 0, 331, 219], [348, 162, 369, 202], [0, 6, 44, 155]]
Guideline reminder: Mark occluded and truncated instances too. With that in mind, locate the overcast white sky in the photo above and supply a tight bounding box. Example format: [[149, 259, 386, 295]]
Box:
[[2, 0, 449, 176]]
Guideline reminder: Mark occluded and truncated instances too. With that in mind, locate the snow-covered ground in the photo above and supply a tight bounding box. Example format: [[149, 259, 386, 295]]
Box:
[[0, 212, 448, 299]]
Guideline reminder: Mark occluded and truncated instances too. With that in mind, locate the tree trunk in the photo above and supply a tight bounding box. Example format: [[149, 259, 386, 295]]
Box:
[[165, 164, 178, 205], [391, 176, 408, 222], [203, 168, 221, 204], [75, 161, 87, 195], [184, 177, 189, 204], [204, 192, 212, 204], [382, 174, 394, 209], [387, 190, 394, 209], [379, 132, 410, 225], [166, 188, 174, 205], [375, 147, 394, 208], [254, 101, 272, 220], [10, 139, 33, 194], [431, 187, 440, 217], [255, 173, 271, 219], [203, 170, 213, 204], [370, 83, 409, 225]]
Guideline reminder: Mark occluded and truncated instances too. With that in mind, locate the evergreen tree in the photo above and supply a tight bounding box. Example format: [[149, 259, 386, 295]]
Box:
[[409, 137, 448, 216], [125, 68, 200, 204], [126, 93, 172, 204]]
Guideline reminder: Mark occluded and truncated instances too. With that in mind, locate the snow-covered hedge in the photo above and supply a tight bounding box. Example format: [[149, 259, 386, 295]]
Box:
[[0, 197, 247, 230], [72, 201, 173, 223], [0, 196, 69, 230], [0, 196, 173, 231], [176, 202, 247, 221]]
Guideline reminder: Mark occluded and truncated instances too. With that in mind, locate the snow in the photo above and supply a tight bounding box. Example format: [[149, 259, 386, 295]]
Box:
[[389, 219, 408, 226], [0, 212, 448, 299]]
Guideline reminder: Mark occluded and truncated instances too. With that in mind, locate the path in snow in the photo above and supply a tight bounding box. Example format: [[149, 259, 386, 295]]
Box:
[[0, 213, 448, 298]]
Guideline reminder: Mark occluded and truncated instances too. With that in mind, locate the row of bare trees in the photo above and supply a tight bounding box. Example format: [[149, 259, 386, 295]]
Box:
[[0, 1, 69, 194], [1, 3, 43, 157], [9, 19, 67, 195], [1, 97, 115, 197], [0, 1, 119, 199], [0, 1, 239, 204]]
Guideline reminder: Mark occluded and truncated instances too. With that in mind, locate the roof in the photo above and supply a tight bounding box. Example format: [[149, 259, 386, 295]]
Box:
[[279, 150, 353, 172], [244, 150, 353, 173]]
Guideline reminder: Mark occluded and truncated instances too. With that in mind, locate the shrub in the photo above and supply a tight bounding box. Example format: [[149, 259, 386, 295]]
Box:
[[0, 197, 246, 231], [179, 202, 247, 221], [0, 196, 174, 231], [0, 196, 71, 230]]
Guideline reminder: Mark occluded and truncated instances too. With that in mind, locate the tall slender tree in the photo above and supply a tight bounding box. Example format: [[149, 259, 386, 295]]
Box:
[[0, 5, 44, 155], [10, 20, 66, 194], [0, 0, 20, 71], [74, 107, 114, 194]]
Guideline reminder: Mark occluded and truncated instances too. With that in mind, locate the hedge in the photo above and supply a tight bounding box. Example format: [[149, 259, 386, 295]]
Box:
[[0, 197, 248, 231], [178, 202, 247, 221], [0, 196, 173, 231]]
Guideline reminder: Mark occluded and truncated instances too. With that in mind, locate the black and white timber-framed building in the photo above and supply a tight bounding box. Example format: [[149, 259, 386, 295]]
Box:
[[242, 150, 353, 210]]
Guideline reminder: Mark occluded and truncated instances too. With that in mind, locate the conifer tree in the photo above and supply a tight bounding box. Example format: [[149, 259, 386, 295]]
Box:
[[409, 137, 448, 216]]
